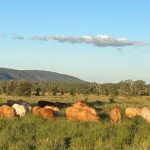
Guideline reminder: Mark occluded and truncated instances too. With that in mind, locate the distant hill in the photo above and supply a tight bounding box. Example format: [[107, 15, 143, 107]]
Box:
[[0, 68, 84, 82]]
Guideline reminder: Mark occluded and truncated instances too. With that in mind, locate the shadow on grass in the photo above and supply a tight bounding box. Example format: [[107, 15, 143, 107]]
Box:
[[64, 137, 71, 149]]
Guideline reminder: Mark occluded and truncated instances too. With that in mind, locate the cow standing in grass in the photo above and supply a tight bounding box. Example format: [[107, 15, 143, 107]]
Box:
[[12, 104, 26, 117], [73, 101, 97, 115], [66, 106, 100, 122], [39, 108, 55, 120], [32, 106, 55, 119], [44, 106, 60, 115], [7, 99, 32, 113], [109, 106, 122, 123], [125, 107, 141, 118], [0, 105, 16, 118], [37, 100, 68, 108], [37, 101, 56, 107], [138, 107, 150, 122], [66, 102, 100, 122], [7, 100, 16, 107], [32, 106, 42, 116], [16, 99, 32, 113]]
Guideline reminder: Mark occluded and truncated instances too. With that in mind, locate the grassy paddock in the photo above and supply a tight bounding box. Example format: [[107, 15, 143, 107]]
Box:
[[0, 95, 150, 149], [0, 116, 150, 150]]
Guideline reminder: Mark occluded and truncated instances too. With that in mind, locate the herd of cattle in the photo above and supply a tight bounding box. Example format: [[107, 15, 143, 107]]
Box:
[[0, 99, 150, 123]]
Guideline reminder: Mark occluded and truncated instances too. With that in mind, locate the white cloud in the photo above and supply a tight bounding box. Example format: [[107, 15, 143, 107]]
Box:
[[31, 35, 146, 47], [9, 34, 147, 47]]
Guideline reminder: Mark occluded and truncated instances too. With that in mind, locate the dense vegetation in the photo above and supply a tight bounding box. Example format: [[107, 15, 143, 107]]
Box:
[[0, 80, 150, 97]]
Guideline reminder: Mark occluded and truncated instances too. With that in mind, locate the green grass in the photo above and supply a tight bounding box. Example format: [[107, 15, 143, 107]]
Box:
[[0, 115, 150, 150], [0, 96, 150, 150]]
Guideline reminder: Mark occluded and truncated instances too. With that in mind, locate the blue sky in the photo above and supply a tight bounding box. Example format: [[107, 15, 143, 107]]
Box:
[[0, 0, 150, 83]]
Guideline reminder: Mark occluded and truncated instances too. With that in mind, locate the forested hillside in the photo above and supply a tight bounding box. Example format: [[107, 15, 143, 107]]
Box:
[[0, 68, 83, 82]]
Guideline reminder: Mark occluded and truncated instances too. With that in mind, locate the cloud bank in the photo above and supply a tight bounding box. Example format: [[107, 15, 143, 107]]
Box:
[[31, 35, 146, 47]]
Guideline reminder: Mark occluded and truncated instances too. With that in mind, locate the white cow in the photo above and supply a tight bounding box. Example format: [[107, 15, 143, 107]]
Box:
[[12, 104, 26, 117], [139, 107, 150, 123]]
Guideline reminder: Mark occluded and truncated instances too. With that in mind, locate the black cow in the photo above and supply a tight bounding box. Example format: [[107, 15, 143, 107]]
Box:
[[7, 100, 16, 107], [37, 101, 56, 107], [37, 100, 68, 108], [55, 102, 68, 108]]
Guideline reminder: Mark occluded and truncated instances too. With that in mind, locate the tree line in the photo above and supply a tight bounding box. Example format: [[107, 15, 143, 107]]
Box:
[[0, 80, 150, 97]]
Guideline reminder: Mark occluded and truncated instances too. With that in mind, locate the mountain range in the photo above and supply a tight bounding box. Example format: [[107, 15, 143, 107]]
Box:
[[0, 68, 84, 82]]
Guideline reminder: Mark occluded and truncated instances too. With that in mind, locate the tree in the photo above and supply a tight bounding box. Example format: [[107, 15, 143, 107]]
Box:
[[70, 88, 75, 96], [6, 80, 17, 95], [16, 81, 32, 96], [131, 80, 146, 96], [35, 88, 41, 96], [1, 81, 7, 94], [105, 83, 118, 97], [147, 84, 150, 96], [52, 86, 58, 96], [117, 80, 132, 96]]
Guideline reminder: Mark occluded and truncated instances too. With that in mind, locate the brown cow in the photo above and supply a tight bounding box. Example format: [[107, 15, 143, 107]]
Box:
[[32, 106, 42, 116], [109, 106, 121, 123], [73, 101, 97, 115], [125, 107, 141, 118], [44, 106, 59, 111], [32, 106, 55, 119], [39, 108, 55, 120], [66, 107, 100, 122], [0, 105, 16, 118], [44, 106, 60, 115]]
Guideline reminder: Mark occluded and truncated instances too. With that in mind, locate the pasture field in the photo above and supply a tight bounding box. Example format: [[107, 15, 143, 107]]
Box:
[[0, 95, 150, 150]]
